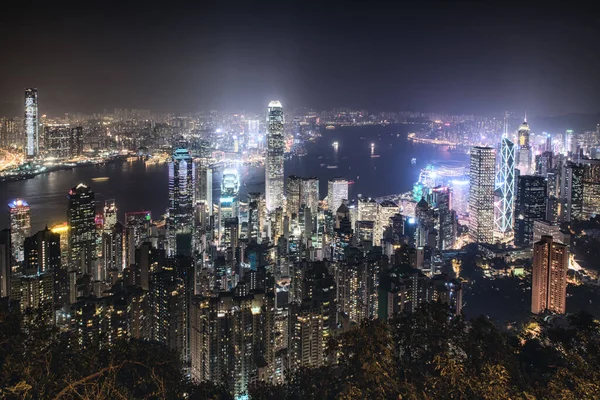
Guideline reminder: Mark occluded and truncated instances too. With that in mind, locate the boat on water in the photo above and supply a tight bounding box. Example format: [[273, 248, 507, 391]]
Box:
[[411, 158, 417, 165], [332, 141, 339, 150], [327, 165, 338, 169], [370, 154, 380, 158], [326, 125, 336, 130]]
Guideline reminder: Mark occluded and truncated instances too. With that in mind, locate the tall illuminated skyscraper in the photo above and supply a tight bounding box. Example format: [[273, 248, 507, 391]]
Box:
[[516, 118, 531, 175], [495, 138, 515, 234], [67, 184, 96, 275], [265, 101, 284, 212], [219, 168, 239, 247], [24, 88, 38, 157], [327, 178, 348, 212], [167, 148, 195, 256], [103, 200, 117, 233], [469, 147, 495, 243], [195, 161, 213, 222], [8, 199, 31, 263], [514, 176, 547, 246], [531, 235, 568, 314]]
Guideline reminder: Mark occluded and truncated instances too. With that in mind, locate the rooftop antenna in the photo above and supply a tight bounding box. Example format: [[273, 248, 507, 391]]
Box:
[[524, 111, 527, 123]]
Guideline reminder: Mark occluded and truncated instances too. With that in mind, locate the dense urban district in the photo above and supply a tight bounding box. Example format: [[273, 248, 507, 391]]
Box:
[[1, 90, 600, 399]]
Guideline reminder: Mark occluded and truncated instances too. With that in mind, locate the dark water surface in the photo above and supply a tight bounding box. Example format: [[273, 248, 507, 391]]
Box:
[[1, 124, 466, 232]]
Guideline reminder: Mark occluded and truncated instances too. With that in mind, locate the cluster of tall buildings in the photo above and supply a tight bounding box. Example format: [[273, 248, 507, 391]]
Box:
[[0, 99, 467, 398], [4, 89, 83, 159], [464, 117, 600, 315]]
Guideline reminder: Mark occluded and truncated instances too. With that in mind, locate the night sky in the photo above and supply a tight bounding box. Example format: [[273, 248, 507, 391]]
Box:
[[1, 1, 599, 116]]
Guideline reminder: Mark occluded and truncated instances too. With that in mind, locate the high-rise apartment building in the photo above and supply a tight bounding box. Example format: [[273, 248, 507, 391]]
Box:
[[67, 184, 96, 275], [514, 176, 547, 246], [468, 147, 495, 243], [531, 236, 568, 314], [167, 148, 195, 256], [24, 88, 38, 157], [288, 260, 335, 370], [495, 138, 515, 234], [265, 101, 284, 212], [190, 292, 275, 397], [8, 199, 31, 263]]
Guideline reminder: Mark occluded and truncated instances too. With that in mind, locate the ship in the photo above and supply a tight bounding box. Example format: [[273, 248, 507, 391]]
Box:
[[411, 158, 417, 165]]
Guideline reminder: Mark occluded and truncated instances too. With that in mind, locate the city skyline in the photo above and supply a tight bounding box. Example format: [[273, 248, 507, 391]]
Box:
[[1, 4, 600, 398]]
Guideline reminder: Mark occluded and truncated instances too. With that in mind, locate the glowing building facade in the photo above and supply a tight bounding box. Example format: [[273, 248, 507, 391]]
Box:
[[265, 101, 284, 212], [327, 178, 348, 212], [531, 236, 568, 314], [67, 184, 96, 275], [219, 168, 240, 247], [516, 119, 531, 175], [167, 148, 195, 256], [469, 147, 495, 244], [8, 199, 31, 263], [24, 88, 38, 157], [495, 138, 515, 234]]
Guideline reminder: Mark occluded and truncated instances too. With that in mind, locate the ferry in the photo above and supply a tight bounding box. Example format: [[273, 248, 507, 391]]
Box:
[[370, 154, 380, 158], [332, 141, 339, 150], [327, 165, 338, 169], [326, 125, 336, 130]]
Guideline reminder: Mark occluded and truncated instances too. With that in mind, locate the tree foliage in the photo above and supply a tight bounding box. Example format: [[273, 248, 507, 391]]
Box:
[[0, 307, 232, 400], [250, 304, 600, 400]]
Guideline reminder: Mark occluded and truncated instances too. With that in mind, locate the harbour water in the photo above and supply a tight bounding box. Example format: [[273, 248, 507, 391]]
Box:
[[0, 124, 467, 232]]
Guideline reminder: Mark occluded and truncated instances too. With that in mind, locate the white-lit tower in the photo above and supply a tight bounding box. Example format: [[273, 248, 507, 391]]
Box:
[[265, 101, 285, 212], [167, 148, 195, 256], [469, 147, 495, 244], [24, 88, 39, 157], [494, 119, 515, 235]]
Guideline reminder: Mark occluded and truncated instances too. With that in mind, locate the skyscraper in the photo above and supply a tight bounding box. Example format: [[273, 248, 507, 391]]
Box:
[[469, 147, 495, 243], [561, 163, 584, 222], [516, 118, 531, 175], [531, 236, 568, 314], [495, 138, 515, 234], [301, 177, 319, 213], [265, 101, 284, 212], [514, 176, 547, 246], [219, 168, 239, 247], [8, 199, 31, 263], [23, 228, 61, 276], [0, 229, 11, 298], [24, 88, 38, 157], [167, 148, 195, 256], [67, 184, 96, 275], [195, 161, 213, 222], [103, 200, 117, 233], [286, 175, 302, 217], [327, 178, 348, 212]]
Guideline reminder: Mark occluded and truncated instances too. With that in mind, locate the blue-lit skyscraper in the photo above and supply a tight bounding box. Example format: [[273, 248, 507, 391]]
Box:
[[24, 88, 38, 157], [495, 138, 515, 234], [167, 148, 195, 256], [265, 101, 284, 212]]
